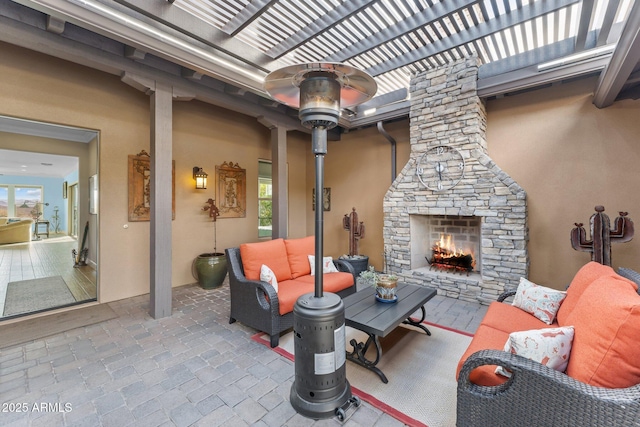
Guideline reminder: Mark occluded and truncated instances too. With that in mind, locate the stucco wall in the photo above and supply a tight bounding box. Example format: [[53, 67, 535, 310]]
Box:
[[318, 120, 411, 270], [0, 42, 310, 304], [486, 77, 640, 288]]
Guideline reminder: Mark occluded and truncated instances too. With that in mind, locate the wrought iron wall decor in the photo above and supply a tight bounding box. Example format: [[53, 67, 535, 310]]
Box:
[[128, 150, 175, 221], [343, 207, 365, 257], [215, 161, 246, 218], [571, 205, 634, 266]]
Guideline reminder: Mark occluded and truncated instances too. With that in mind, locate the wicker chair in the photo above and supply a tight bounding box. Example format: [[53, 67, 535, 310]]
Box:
[[225, 247, 357, 347], [618, 267, 640, 294], [457, 349, 640, 427]]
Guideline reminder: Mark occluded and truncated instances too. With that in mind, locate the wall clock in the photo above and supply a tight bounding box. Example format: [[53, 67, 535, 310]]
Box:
[[416, 145, 465, 191]]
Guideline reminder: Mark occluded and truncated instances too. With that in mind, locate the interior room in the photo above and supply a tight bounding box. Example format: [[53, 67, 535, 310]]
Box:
[[0, 1, 639, 426], [0, 138, 98, 319]]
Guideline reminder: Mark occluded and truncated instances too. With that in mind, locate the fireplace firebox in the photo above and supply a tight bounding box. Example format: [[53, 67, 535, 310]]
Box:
[[428, 233, 475, 274], [410, 214, 480, 274]]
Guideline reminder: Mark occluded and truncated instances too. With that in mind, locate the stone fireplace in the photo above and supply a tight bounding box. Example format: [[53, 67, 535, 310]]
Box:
[[383, 56, 529, 304]]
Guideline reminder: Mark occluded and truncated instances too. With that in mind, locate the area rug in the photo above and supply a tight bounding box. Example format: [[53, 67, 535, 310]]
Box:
[[253, 322, 473, 427], [3, 276, 76, 317]]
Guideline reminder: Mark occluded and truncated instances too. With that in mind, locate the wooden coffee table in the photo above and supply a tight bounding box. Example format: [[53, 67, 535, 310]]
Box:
[[342, 282, 437, 383]]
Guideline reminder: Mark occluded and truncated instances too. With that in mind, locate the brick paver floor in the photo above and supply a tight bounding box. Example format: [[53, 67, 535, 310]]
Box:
[[0, 279, 487, 426]]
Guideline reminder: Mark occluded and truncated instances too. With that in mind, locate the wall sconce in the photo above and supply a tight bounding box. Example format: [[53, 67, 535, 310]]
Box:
[[193, 167, 208, 189]]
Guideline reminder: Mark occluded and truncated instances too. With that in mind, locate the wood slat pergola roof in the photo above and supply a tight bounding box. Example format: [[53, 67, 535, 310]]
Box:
[[3, 0, 640, 131]]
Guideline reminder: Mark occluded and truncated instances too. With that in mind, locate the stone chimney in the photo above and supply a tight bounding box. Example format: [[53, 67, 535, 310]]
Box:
[[383, 56, 528, 304]]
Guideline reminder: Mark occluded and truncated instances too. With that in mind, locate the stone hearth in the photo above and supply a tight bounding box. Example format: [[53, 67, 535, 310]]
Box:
[[383, 56, 528, 304]]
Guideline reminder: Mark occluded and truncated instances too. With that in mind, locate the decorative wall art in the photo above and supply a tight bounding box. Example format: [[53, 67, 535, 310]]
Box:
[[128, 150, 175, 221], [216, 161, 246, 218], [312, 187, 331, 211]]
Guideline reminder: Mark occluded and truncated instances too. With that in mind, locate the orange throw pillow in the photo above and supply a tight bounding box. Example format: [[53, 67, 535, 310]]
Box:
[[564, 274, 640, 388], [284, 236, 314, 278], [240, 239, 292, 282]]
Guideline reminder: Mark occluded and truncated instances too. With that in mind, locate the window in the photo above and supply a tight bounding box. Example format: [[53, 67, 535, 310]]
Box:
[[0, 185, 43, 218], [258, 160, 272, 238]]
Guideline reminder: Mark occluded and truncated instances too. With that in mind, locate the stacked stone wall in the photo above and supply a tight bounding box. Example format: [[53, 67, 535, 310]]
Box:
[[383, 56, 529, 304]]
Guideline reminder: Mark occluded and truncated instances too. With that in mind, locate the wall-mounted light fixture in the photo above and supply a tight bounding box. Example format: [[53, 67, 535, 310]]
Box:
[[193, 167, 208, 189]]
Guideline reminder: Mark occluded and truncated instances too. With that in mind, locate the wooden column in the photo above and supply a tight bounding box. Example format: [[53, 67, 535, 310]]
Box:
[[149, 82, 173, 318], [258, 116, 290, 239], [271, 125, 288, 239]]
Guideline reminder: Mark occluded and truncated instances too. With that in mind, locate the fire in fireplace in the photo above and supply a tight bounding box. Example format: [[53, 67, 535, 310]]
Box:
[[426, 234, 475, 275]]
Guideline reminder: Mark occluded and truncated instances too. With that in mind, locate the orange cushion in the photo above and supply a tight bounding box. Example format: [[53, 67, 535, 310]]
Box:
[[480, 302, 556, 334], [275, 279, 309, 315], [557, 262, 618, 325], [456, 324, 510, 386], [284, 236, 314, 278], [276, 273, 354, 315], [293, 272, 354, 293], [564, 274, 640, 388], [240, 239, 292, 282]]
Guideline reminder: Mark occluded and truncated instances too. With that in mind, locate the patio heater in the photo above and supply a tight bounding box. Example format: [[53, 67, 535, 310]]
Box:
[[264, 63, 376, 420]]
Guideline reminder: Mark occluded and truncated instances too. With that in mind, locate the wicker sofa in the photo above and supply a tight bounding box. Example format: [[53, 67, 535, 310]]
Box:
[[456, 262, 640, 427], [226, 236, 356, 347], [0, 217, 33, 244]]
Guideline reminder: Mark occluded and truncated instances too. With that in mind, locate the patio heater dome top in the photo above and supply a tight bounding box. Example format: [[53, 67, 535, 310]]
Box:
[[264, 62, 377, 110]]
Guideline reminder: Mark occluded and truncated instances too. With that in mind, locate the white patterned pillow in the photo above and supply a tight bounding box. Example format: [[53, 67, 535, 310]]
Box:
[[496, 326, 575, 378], [308, 255, 339, 276], [260, 264, 278, 292], [512, 277, 567, 324]]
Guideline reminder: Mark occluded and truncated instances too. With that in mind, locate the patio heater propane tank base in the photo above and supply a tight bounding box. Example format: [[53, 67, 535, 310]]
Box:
[[289, 292, 358, 420]]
